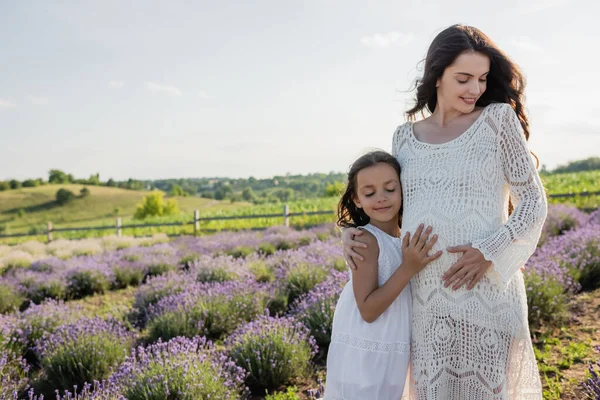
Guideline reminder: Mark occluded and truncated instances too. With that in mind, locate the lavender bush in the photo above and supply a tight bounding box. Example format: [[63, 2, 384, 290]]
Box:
[[12, 299, 83, 366], [0, 278, 25, 313], [130, 272, 190, 328], [225, 314, 317, 393], [65, 260, 114, 299], [539, 204, 590, 246], [35, 318, 135, 393], [0, 347, 29, 399], [147, 280, 268, 342], [289, 270, 347, 358], [583, 346, 600, 399], [109, 336, 248, 400]]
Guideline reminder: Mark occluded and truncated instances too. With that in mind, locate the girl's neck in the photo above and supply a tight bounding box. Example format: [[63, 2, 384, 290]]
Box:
[[369, 218, 401, 238]]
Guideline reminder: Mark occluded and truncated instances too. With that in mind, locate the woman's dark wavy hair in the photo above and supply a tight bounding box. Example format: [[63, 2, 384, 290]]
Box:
[[406, 24, 538, 214], [337, 151, 402, 229], [406, 24, 530, 141]]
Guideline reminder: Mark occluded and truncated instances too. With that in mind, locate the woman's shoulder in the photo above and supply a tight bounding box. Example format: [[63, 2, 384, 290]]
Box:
[[484, 102, 513, 121]]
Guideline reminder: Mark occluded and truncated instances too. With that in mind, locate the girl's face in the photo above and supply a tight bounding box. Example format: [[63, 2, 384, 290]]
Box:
[[436, 51, 490, 114], [353, 162, 402, 224]]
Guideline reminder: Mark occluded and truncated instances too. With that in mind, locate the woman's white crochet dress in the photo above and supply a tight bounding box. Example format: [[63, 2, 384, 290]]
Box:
[[392, 103, 547, 400]]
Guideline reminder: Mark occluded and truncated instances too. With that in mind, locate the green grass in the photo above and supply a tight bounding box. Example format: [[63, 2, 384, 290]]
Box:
[[0, 170, 597, 243], [542, 171, 600, 210]]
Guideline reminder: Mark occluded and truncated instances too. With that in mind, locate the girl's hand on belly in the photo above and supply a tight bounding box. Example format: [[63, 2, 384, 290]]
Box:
[[442, 245, 493, 290]]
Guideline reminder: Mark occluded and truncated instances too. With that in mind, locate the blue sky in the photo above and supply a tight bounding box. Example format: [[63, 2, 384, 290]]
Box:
[[1, 0, 598, 181]]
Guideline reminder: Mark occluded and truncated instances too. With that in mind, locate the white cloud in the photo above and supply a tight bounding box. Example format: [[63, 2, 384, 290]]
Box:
[[0, 99, 16, 107], [28, 96, 49, 105], [361, 32, 415, 49], [109, 80, 125, 88], [515, 0, 569, 14], [198, 90, 213, 99], [145, 82, 182, 96], [511, 36, 544, 53]]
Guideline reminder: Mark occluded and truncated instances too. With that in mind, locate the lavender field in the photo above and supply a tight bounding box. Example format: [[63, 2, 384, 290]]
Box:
[[1, 205, 599, 399]]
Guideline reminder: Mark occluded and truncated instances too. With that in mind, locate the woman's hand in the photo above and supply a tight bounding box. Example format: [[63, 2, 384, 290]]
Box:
[[442, 245, 492, 290], [341, 227, 368, 270]]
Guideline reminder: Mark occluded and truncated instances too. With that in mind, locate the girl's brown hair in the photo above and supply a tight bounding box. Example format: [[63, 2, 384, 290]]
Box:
[[337, 151, 403, 228]]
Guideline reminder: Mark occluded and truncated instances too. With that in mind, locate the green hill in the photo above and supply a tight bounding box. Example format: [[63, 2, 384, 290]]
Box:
[[0, 184, 249, 235]]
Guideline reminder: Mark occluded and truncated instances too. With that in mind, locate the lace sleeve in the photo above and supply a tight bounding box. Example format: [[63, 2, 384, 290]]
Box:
[[471, 104, 548, 287]]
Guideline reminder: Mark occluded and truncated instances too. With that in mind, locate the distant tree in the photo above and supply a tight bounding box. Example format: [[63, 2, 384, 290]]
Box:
[[106, 178, 116, 187], [134, 190, 179, 219], [0, 182, 9, 191], [170, 184, 188, 197], [126, 178, 145, 191], [242, 187, 256, 202], [87, 173, 100, 186], [56, 188, 75, 205], [9, 180, 21, 189], [80, 187, 91, 197], [214, 189, 225, 200], [49, 169, 70, 184], [553, 157, 600, 173], [22, 179, 40, 188], [325, 182, 345, 197], [273, 188, 293, 202]]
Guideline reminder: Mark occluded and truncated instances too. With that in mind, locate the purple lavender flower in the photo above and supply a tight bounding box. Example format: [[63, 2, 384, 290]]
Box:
[[289, 270, 348, 356], [108, 336, 248, 400], [147, 280, 269, 341], [131, 271, 191, 327], [35, 318, 135, 392], [583, 345, 600, 399], [12, 299, 84, 367], [539, 204, 590, 246], [225, 314, 318, 392], [0, 346, 29, 399]]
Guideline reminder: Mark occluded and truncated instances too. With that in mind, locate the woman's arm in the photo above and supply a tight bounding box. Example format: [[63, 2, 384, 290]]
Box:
[[352, 225, 441, 323], [444, 104, 547, 290]]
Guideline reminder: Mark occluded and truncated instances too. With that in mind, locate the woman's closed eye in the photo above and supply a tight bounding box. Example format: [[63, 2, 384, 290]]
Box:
[[457, 79, 487, 84]]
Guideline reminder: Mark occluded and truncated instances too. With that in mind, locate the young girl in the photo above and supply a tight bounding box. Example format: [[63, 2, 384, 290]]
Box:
[[324, 151, 442, 399]]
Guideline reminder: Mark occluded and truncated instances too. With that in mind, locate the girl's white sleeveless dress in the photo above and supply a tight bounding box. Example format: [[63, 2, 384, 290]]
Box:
[[325, 223, 412, 400]]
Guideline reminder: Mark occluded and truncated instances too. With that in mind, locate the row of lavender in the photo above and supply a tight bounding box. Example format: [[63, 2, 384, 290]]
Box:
[[0, 205, 599, 399], [0, 225, 340, 399]]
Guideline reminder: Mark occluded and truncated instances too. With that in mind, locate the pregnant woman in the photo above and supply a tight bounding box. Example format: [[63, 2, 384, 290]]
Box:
[[341, 24, 547, 399]]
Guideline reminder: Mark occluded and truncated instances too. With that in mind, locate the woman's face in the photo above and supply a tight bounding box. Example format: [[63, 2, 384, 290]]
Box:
[[436, 51, 490, 114]]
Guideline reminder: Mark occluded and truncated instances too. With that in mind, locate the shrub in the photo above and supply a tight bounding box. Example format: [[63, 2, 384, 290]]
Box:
[[225, 315, 317, 392], [284, 264, 329, 305], [110, 336, 248, 400], [133, 190, 179, 219], [147, 281, 267, 342], [56, 188, 75, 205], [524, 271, 569, 331], [0, 281, 25, 313], [67, 269, 111, 299], [289, 270, 347, 359], [35, 318, 134, 392]]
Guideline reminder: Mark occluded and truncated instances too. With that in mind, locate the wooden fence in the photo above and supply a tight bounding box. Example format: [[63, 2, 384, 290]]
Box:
[[1, 190, 599, 242], [0, 205, 336, 242]]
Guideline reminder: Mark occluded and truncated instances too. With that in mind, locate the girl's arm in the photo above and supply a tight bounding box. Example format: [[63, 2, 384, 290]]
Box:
[[352, 224, 441, 323]]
